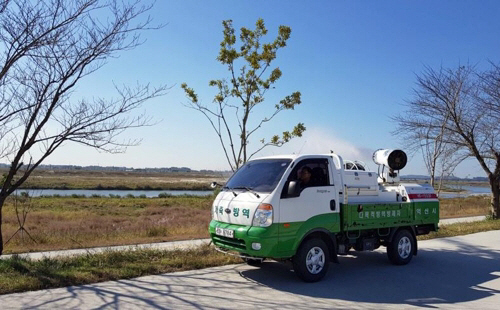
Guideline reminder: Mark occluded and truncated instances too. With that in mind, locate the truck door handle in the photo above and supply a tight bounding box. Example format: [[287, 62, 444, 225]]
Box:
[[330, 199, 336, 211]]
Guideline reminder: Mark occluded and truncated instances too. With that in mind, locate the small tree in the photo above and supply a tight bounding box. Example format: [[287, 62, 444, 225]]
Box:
[[182, 19, 304, 171], [413, 116, 462, 196], [433, 145, 463, 197], [0, 0, 167, 254], [4, 191, 37, 246], [394, 64, 500, 218]]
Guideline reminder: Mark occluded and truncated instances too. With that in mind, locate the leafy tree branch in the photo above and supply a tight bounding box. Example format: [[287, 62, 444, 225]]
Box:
[[182, 18, 304, 171]]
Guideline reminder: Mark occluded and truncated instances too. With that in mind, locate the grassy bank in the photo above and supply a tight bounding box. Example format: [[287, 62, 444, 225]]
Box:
[[0, 245, 241, 295], [419, 218, 500, 240], [1, 194, 492, 254], [11, 169, 226, 190], [0, 219, 498, 295]]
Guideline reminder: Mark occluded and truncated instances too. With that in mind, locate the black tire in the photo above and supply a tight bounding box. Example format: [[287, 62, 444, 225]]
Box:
[[387, 229, 415, 265], [244, 257, 263, 267], [292, 238, 330, 282]]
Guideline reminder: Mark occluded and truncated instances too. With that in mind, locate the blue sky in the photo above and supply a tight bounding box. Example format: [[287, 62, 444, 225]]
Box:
[[40, 0, 500, 177]]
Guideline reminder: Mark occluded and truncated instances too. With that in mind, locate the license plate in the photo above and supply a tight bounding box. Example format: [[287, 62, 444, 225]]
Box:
[[215, 227, 234, 238]]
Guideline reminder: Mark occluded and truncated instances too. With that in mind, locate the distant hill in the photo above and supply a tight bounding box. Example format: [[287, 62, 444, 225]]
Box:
[[0, 163, 229, 174]]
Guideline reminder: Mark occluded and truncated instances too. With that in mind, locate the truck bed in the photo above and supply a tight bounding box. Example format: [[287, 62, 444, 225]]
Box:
[[341, 200, 439, 231]]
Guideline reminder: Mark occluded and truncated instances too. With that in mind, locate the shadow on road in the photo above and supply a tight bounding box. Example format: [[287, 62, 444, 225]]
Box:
[[240, 238, 500, 308], [18, 266, 260, 310]]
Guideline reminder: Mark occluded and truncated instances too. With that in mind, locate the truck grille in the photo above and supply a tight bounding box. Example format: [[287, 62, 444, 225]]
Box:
[[212, 235, 246, 251]]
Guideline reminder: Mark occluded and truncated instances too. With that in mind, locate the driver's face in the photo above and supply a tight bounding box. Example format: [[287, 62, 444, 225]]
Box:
[[299, 168, 311, 182]]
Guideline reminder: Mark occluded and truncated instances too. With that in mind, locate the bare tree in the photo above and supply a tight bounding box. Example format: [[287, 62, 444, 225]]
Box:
[[393, 81, 462, 195], [182, 19, 304, 172], [394, 64, 500, 219], [0, 0, 167, 254]]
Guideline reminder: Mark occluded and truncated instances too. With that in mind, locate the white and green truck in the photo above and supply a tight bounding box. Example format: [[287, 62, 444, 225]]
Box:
[[209, 149, 439, 282]]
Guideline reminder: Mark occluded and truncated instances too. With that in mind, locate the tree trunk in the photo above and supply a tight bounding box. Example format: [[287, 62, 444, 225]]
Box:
[[436, 173, 444, 198], [430, 151, 436, 188], [0, 196, 5, 255], [490, 178, 499, 219]]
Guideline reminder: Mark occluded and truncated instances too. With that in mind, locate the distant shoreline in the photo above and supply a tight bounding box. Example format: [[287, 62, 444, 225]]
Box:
[[17, 184, 212, 191]]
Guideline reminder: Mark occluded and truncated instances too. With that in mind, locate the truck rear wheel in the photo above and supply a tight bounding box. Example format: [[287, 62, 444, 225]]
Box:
[[387, 229, 415, 265], [292, 238, 330, 282]]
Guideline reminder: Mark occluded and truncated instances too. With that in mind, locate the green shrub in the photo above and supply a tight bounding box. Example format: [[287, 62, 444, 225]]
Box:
[[158, 192, 171, 198]]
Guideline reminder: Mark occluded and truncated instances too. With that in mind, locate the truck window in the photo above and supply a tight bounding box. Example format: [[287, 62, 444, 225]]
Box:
[[225, 159, 292, 193], [345, 162, 354, 170], [344, 160, 366, 171], [285, 158, 330, 195]]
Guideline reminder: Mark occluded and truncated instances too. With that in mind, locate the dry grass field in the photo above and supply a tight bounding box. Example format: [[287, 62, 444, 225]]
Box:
[[2, 195, 214, 254], [1, 193, 492, 254], [439, 195, 491, 218]]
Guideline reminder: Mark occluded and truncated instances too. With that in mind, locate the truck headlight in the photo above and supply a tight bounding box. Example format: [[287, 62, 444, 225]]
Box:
[[252, 203, 273, 227]]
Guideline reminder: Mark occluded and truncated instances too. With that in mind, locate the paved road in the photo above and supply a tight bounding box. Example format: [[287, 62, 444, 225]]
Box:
[[1, 216, 486, 261], [1, 230, 499, 309], [1, 238, 212, 261]]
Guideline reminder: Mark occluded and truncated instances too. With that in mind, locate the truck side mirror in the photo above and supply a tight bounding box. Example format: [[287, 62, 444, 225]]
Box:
[[287, 180, 300, 197]]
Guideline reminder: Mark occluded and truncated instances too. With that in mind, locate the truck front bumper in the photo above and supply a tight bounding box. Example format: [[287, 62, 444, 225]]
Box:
[[209, 220, 282, 258]]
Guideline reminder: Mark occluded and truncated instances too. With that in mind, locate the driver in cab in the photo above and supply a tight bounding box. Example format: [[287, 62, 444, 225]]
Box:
[[298, 166, 313, 190]]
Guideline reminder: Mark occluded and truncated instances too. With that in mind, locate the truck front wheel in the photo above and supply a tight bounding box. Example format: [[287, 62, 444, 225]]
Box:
[[293, 238, 330, 282], [387, 229, 415, 265]]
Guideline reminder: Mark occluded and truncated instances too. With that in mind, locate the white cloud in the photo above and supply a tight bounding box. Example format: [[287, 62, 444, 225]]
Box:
[[258, 127, 376, 169]]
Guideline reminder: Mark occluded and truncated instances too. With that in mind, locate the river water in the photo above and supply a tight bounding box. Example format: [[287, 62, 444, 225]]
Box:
[[14, 189, 213, 198], [439, 185, 491, 199]]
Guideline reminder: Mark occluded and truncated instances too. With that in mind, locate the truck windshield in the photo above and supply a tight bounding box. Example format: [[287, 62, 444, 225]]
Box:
[[225, 159, 292, 193]]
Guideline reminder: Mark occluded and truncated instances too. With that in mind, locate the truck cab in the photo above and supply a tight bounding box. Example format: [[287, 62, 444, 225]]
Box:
[[209, 150, 439, 282]]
